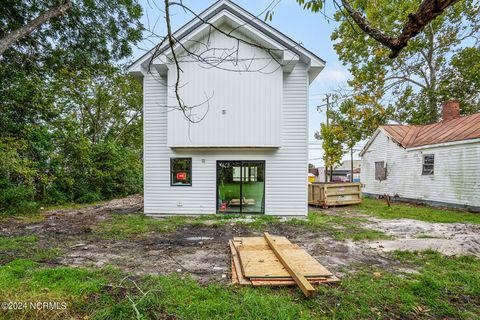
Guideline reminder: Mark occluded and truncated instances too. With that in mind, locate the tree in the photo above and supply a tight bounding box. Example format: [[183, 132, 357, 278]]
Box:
[[0, 1, 143, 63], [0, 1, 71, 56], [330, 0, 479, 124], [0, 1, 144, 213], [296, 0, 466, 58], [52, 65, 143, 147], [438, 47, 480, 114], [315, 122, 345, 182], [330, 100, 363, 181]]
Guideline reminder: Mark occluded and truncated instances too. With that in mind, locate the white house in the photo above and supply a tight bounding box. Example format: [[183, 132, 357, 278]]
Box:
[[360, 100, 480, 211], [128, 0, 325, 216]]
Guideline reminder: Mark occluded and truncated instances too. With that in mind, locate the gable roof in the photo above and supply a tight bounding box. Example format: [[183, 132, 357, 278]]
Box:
[[361, 112, 480, 155], [381, 112, 480, 148], [129, 0, 325, 81]]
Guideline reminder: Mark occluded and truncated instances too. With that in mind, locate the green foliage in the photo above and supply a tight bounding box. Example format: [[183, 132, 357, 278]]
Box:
[[439, 47, 480, 114], [0, 67, 143, 214], [0, 1, 144, 214], [328, 0, 479, 125], [316, 122, 345, 171], [353, 198, 480, 224]]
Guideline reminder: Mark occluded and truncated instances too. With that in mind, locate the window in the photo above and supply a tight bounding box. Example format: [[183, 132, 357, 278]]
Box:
[[375, 161, 387, 181], [422, 154, 434, 175], [171, 158, 192, 186]]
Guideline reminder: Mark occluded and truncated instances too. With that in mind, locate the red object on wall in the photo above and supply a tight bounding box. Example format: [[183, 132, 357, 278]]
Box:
[[220, 202, 227, 211], [176, 172, 186, 180]]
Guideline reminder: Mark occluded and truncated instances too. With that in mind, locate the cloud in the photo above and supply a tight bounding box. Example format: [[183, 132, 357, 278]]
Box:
[[316, 68, 349, 84]]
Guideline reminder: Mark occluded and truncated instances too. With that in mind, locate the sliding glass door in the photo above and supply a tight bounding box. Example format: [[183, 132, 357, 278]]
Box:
[[217, 161, 265, 214]]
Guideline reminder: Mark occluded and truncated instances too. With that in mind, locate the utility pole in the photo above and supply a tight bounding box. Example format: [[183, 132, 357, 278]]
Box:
[[325, 93, 333, 182], [325, 94, 332, 183], [317, 94, 333, 183]]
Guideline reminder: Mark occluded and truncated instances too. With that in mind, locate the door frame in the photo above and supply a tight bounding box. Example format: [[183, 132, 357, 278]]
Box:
[[216, 160, 266, 214]]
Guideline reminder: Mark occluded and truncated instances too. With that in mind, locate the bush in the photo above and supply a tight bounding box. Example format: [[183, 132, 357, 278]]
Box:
[[0, 183, 38, 214]]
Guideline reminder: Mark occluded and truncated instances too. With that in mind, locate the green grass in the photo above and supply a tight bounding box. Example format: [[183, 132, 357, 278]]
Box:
[[0, 235, 60, 264], [93, 213, 281, 239], [93, 214, 195, 239], [287, 210, 391, 241], [93, 209, 388, 241], [1, 251, 479, 319], [352, 198, 480, 224], [0, 212, 44, 223], [0, 235, 37, 251]]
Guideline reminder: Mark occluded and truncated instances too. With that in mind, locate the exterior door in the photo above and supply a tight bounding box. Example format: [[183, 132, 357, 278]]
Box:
[[217, 161, 265, 214]]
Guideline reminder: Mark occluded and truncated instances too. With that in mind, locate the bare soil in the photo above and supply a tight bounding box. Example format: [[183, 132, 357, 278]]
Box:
[[1, 195, 479, 283]]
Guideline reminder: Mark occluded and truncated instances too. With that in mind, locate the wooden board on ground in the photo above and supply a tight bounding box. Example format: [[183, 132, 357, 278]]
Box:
[[264, 232, 316, 297], [231, 257, 239, 285], [235, 243, 333, 278], [229, 234, 339, 296], [233, 236, 292, 246], [229, 240, 251, 286], [250, 275, 340, 287]]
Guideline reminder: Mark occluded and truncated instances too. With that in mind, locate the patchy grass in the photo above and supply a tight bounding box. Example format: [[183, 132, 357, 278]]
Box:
[[93, 213, 281, 239], [1, 251, 479, 319], [413, 232, 440, 239], [0, 236, 61, 264], [352, 198, 480, 224], [0, 212, 44, 223], [93, 214, 195, 239], [43, 200, 109, 211], [0, 235, 37, 251], [92, 211, 386, 241], [287, 210, 391, 241]]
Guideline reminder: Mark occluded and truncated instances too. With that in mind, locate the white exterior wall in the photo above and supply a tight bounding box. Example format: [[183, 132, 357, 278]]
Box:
[[361, 131, 480, 207], [143, 62, 309, 216], [167, 27, 282, 148]]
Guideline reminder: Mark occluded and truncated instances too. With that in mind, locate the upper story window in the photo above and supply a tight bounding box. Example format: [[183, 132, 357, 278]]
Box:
[[375, 161, 387, 181], [171, 158, 192, 186], [422, 154, 434, 175]]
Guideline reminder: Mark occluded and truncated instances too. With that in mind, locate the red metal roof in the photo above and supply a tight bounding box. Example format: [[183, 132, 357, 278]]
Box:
[[380, 112, 480, 148]]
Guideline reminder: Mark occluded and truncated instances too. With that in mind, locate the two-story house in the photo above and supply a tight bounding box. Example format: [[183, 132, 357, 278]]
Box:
[[128, 0, 324, 216]]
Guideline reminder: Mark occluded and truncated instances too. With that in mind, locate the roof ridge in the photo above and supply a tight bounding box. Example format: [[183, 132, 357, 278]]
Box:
[[377, 111, 480, 149]]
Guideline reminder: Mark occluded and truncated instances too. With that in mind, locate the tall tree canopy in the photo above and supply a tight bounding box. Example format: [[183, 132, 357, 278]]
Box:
[[331, 0, 479, 125], [0, 1, 144, 213], [297, 0, 465, 58]]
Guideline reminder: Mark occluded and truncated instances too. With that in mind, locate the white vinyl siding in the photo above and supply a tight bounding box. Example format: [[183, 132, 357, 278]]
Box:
[[166, 27, 282, 148], [361, 130, 480, 207], [143, 62, 309, 216]]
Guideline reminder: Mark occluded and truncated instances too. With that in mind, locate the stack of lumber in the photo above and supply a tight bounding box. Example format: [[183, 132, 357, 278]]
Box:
[[229, 232, 339, 297]]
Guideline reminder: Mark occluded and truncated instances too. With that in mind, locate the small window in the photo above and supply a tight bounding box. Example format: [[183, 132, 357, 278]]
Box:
[[171, 158, 192, 186], [422, 154, 434, 175], [375, 161, 387, 181]]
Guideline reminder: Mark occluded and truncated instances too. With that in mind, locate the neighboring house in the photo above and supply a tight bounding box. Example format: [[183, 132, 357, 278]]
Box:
[[310, 161, 361, 183], [128, 0, 325, 216], [360, 100, 480, 211]]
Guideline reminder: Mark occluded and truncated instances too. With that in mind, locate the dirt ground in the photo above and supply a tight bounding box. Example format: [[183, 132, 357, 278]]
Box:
[[1, 195, 479, 283]]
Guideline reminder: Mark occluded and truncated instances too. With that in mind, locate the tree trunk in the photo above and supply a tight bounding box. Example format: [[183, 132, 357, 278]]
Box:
[[340, 0, 460, 58], [0, 1, 71, 57]]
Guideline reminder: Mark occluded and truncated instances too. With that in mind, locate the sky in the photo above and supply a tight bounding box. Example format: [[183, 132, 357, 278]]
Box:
[[130, 0, 358, 167]]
